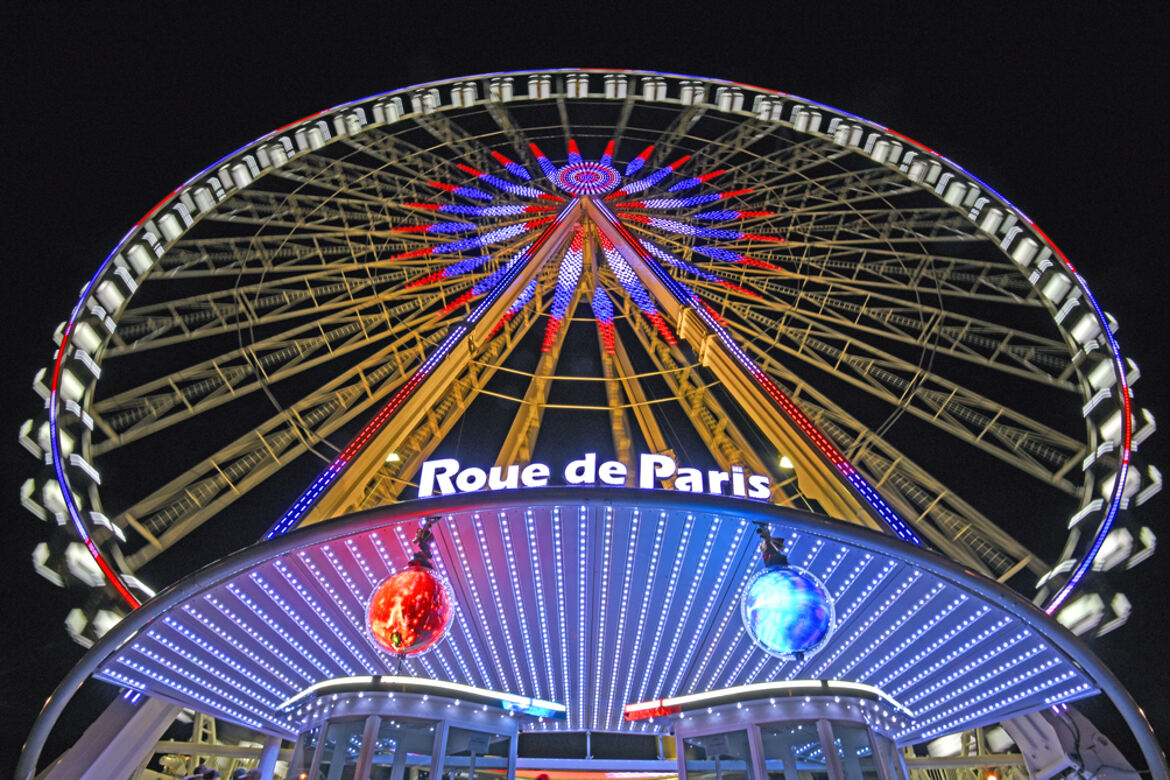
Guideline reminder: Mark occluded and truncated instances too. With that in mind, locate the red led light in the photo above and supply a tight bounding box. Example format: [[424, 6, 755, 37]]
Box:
[[624, 703, 680, 720]]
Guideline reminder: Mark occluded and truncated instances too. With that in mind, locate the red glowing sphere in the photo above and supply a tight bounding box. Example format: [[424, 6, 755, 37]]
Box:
[[367, 564, 452, 655]]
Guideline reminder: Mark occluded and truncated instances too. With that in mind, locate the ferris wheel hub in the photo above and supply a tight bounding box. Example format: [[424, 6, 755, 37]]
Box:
[[554, 160, 621, 195]]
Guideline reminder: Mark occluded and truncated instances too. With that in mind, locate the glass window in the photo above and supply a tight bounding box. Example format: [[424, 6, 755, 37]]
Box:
[[314, 718, 368, 780], [683, 730, 755, 780], [367, 717, 437, 780], [288, 726, 321, 780], [759, 722, 820, 780], [444, 727, 510, 780], [825, 725, 881, 780]]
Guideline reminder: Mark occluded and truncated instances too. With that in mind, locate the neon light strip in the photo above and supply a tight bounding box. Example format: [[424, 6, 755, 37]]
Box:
[[609, 155, 691, 197], [598, 233, 676, 345], [276, 675, 567, 717], [624, 214, 782, 242], [388, 221, 476, 234], [491, 278, 538, 336], [624, 145, 654, 177], [529, 142, 557, 179], [542, 227, 583, 351], [634, 512, 696, 704], [433, 216, 554, 255], [524, 508, 559, 702], [646, 515, 715, 700], [693, 209, 775, 221], [406, 253, 493, 289], [601, 508, 639, 726], [409, 203, 552, 217], [600, 139, 616, 167], [266, 206, 577, 537], [491, 150, 532, 180], [456, 163, 559, 200], [427, 180, 493, 201], [667, 169, 725, 192], [624, 680, 912, 719], [617, 189, 752, 210], [591, 285, 616, 354], [690, 246, 778, 271]]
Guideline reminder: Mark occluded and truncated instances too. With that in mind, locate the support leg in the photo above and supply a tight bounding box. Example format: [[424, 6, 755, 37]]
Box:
[[40, 695, 181, 780]]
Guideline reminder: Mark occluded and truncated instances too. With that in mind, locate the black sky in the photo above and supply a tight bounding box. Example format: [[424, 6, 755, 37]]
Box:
[[2, 2, 1167, 774]]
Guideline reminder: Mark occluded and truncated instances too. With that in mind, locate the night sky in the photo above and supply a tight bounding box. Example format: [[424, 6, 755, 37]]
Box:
[[2, 3, 1166, 773]]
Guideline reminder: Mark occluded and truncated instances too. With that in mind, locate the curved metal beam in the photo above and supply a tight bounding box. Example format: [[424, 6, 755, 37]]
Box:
[[18, 488, 1167, 779]]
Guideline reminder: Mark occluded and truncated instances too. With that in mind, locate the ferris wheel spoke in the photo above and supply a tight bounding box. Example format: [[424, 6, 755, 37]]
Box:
[[741, 246, 1035, 300], [107, 266, 426, 353], [602, 271, 802, 507], [116, 325, 454, 570], [357, 285, 555, 511], [726, 313, 1087, 490], [647, 104, 709, 162], [717, 281, 1075, 386], [667, 130, 853, 202], [204, 188, 510, 236], [742, 162, 914, 211], [632, 224, 1032, 301], [605, 90, 639, 152], [212, 187, 412, 225], [408, 108, 498, 171], [91, 304, 450, 455], [159, 226, 512, 277], [277, 152, 447, 203], [683, 117, 782, 173], [494, 283, 583, 467], [770, 373, 1048, 578], [343, 131, 491, 193], [779, 207, 970, 243], [482, 101, 542, 164], [342, 128, 467, 178]]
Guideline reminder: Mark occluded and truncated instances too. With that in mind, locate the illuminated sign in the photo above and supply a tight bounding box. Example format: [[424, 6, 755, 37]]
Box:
[[418, 452, 771, 500]]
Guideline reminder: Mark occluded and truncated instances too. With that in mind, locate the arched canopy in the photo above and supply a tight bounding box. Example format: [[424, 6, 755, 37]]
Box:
[[34, 489, 1123, 742]]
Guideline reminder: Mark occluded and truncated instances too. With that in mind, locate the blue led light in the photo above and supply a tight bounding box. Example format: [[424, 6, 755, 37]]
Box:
[[624, 146, 654, 177], [627, 194, 722, 209], [619, 162, 685, 195], [427, 221, 477, 234], [741, 565, 835, 659], [433, 221, 535, 254], [439, 205, 538, 217]]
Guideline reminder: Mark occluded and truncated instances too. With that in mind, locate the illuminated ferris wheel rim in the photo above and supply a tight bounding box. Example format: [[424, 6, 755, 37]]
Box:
[[36, 68, 1142, 630]]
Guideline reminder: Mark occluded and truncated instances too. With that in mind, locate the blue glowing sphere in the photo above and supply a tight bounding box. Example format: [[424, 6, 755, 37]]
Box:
[[740, 566, 834, 658]]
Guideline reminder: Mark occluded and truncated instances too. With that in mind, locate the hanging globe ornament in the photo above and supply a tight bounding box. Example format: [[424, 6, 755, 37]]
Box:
[[367, 515, 452, 656], [740, 524, 835, 660]]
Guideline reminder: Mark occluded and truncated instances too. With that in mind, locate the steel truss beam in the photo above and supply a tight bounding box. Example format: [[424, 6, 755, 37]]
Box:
[[584, 197, 880, 529], [295, 200, 585, 527], [724, 306, 1086, 492]]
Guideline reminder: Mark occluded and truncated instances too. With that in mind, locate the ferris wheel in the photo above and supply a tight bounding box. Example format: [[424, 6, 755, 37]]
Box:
[[21, 69, 1158, 649]]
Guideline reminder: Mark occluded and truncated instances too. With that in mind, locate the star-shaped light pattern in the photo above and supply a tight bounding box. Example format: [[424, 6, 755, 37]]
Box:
[[266, 138, 921, 547]]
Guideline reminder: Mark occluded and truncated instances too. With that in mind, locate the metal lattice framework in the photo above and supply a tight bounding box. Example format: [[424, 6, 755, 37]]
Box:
[[21, 69, 1158, 649]]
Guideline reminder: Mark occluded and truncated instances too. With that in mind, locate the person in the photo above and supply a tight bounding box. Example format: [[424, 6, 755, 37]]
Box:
[[230, 770, 248, 780]]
